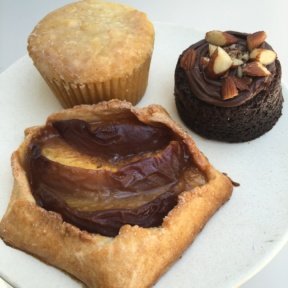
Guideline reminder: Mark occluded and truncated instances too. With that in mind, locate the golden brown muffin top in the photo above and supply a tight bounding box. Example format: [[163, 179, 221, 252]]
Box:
[[28, 0, 154, 83]]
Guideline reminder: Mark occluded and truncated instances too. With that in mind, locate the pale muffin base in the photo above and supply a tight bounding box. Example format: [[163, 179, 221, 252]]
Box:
[[39, 56, 152, 108]]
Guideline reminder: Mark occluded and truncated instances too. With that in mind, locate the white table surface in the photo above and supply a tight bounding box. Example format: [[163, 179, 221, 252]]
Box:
[[0, 1, 287, 287]]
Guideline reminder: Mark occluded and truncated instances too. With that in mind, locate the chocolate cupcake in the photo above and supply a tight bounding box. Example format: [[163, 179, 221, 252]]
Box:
[[175, 30, 283, 142]]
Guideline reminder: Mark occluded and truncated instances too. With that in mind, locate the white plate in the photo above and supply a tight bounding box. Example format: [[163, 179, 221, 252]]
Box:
[[0, 23, 287, 288]]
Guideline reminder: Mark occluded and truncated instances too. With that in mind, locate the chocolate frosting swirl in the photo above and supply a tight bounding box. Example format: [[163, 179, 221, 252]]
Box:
[[180, 31, 277, 107]]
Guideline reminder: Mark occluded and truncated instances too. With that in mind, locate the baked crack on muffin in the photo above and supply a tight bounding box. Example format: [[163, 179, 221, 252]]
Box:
[[175, 30, 283, 142], [0, 100, 232, 288]]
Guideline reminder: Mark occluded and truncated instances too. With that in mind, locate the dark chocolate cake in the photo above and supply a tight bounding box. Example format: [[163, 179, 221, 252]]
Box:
[[175, 30, 283, 142]]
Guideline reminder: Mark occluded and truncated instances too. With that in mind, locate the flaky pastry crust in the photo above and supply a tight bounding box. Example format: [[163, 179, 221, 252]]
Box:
[[0, 100, 233, 288]]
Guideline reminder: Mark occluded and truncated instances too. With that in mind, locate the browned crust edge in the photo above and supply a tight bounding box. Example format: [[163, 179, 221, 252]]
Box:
[[0, 100, 233, 288]]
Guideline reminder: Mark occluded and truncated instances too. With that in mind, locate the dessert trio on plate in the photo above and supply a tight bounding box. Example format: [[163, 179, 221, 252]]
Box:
[[0, 0, 283, 288]]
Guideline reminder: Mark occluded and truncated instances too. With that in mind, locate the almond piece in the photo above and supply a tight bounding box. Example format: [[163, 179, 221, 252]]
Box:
[[205, 47, 233, 79], [247, 31, 267, 51], [232, 76, 251, 91], [180, 49, 196, 70], [221, 76, 238, 100], [241, 52, 249, 61], [200, 57, 210, 67], [249, 48, 277, 65], [237, 66, 243, 78], [231, 58, 244, 67], [205, 30, 238, 46], [242, 61, 271, 77], [209, 44, 217, 56]]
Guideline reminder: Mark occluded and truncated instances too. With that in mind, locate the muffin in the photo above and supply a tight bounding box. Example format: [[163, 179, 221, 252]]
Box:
[[0, 100, 233, 288], [28, 0, 154, 107], [175, 30, 283, 142]]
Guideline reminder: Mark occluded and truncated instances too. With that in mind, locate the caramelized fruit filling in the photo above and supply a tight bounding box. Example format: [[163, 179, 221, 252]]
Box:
[[27, 117, 206, 236], [53, 118, 173, 160]]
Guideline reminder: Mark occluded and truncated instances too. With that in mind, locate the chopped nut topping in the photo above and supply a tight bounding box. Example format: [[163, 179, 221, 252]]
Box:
[[205, 47, 232, 79], [201, 30, 276, 98], [209, 44, 217, 56], [242, 61, 271, 77], [205, 30, 238, 46], [237, 66, 243, 78], [247, 31, 267, 51], [241, 52, 249, 61], [180, 49, 196, 70], [250, 48, 277, 65], [221, 76, 238, 100], [231, 58, 244, 68], [200, 57, 210, 67]]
